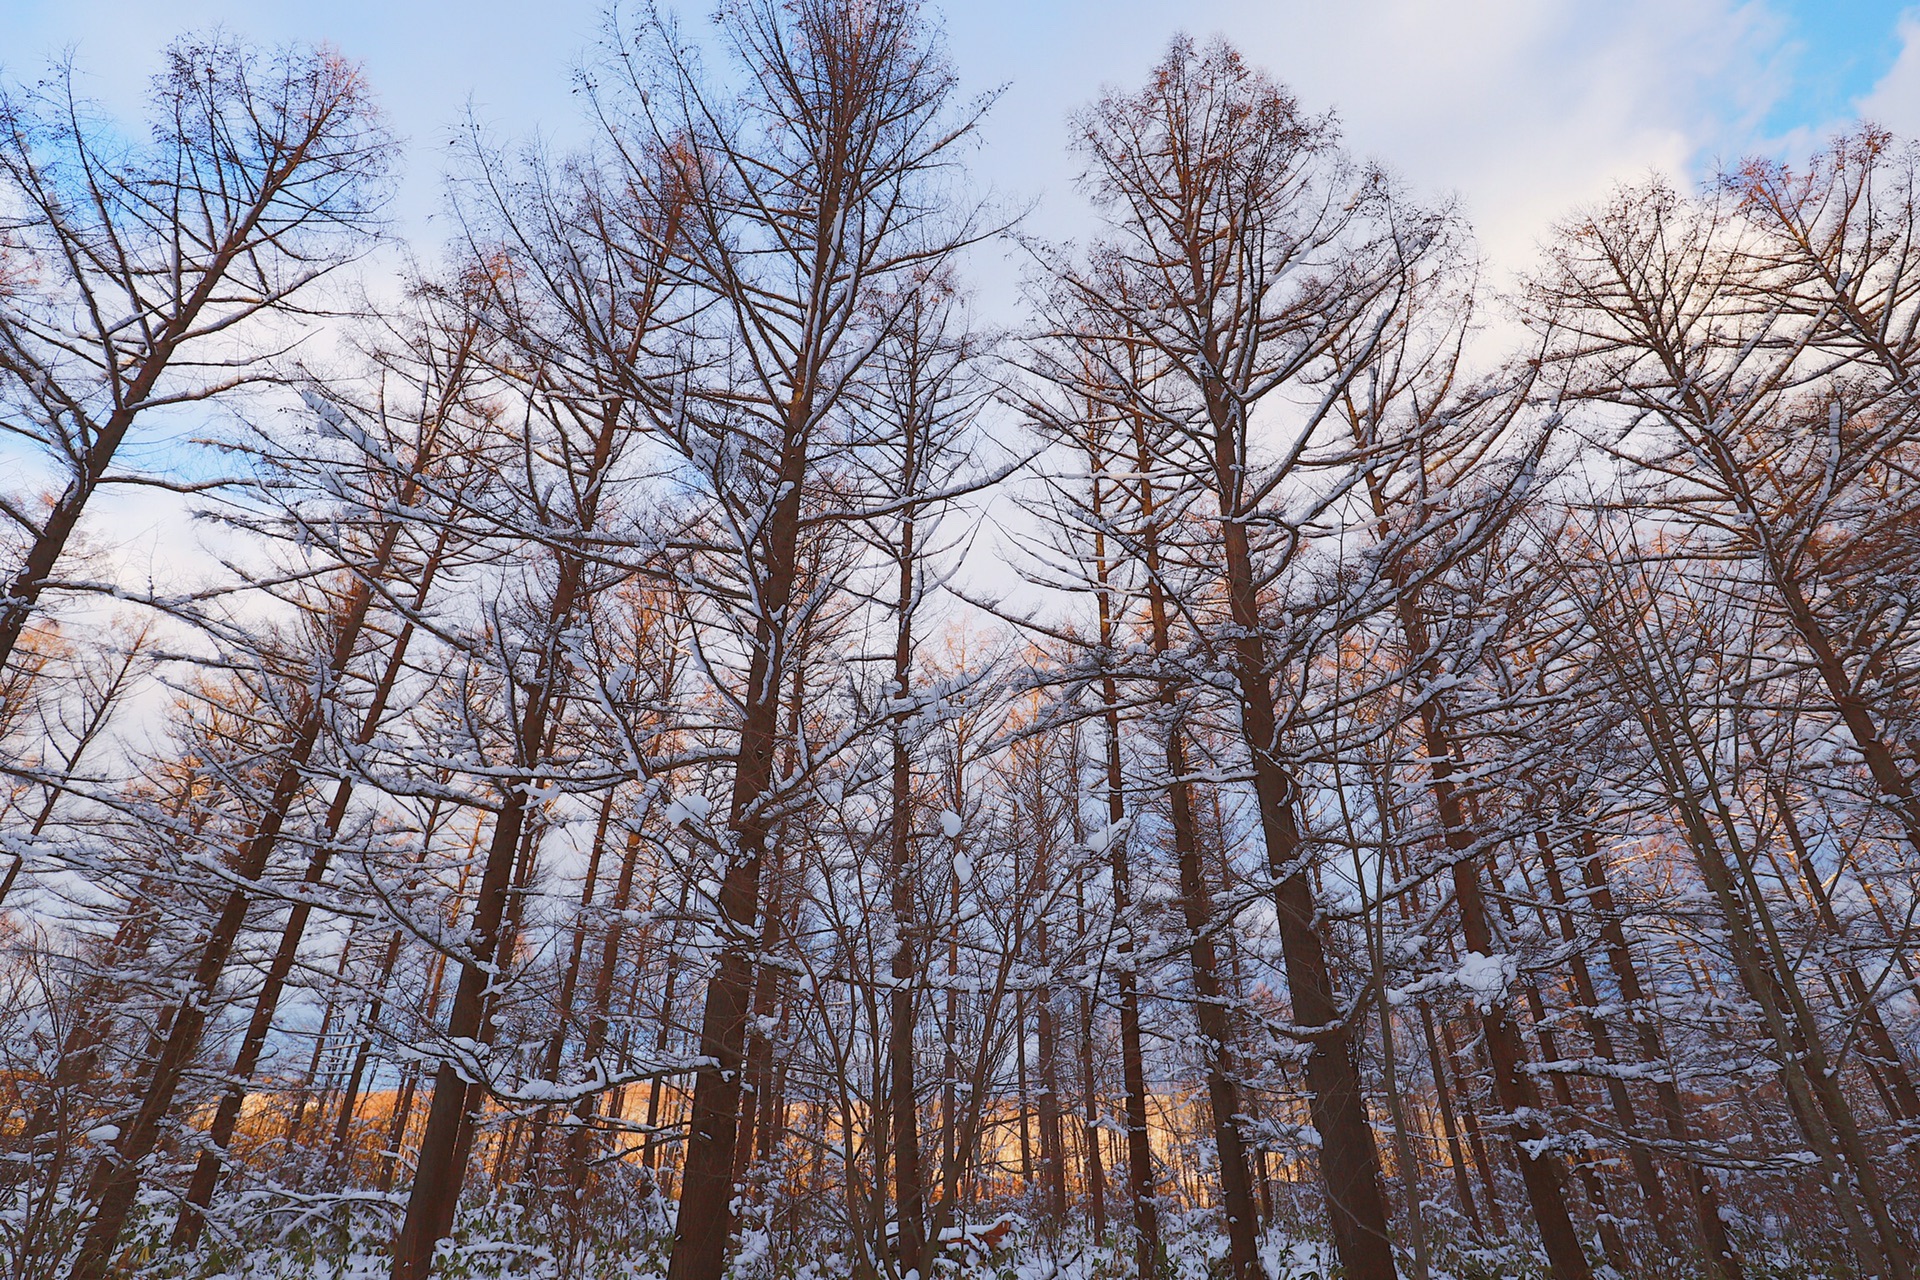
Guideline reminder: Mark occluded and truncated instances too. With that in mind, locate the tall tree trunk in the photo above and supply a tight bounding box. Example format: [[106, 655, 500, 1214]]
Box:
[[1383, 565, 1592, 1280], [380, 1064, 423, 1194], [665, 436, 809, 1280], [523, 788, 618, 1191], [1436, 1012, 1508, 1239], [640, 871, 694, 1177], [72, 388, 465, 1270], [1076, 978, 1108, 1236], [1622, 659, 1909, 1280], [734, 874, 786, 1187], [940, 829, 962, 1220], [1374, 980, 1431, 1280], [1529, 831, 1685, 1262], [1121, 408, 1255, 1278], [1105, 784, 1161, 1279], [1360, 803, 1430, 1279], [1035, 922, 1067, 1224], [1413, 999, 1482, 1239], [330, 923, 411, 1163], [1216, 512, 1397, 1280], [887, 495, 929, 1274], [1760, 769, 1920, 1124], [391, 597, 580, 1280], [567, 818, 646, 1201], [1015, 988, 1034, 1189]]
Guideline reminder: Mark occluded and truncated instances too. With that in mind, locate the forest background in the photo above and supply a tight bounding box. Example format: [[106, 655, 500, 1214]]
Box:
[[4, 4, 1920, 1280]]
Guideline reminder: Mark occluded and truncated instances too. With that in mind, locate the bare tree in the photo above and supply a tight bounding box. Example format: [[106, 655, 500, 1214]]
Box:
[[0, 37, 389, 674], [1057, 37, 1403, 1280], [387, 124, 690, 1280], [586, 5, 996, 1277], [1530, 166, 1920, 1280]]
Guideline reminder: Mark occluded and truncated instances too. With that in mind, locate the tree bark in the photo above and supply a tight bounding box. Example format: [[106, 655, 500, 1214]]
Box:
[[1216, 510, 1398, 1280], [1529, 831, 1685, 1262], [71, 549, 408, 1277], [1119, 403, 1256, 1278], [665, 441, 808, 1280]]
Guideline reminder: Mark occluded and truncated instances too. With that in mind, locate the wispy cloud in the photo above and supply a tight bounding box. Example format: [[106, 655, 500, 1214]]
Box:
[[1857, 6, 1920, 132]]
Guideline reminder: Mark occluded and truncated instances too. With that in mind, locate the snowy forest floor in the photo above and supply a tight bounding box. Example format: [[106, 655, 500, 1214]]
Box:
[[52, 1195, 1834, 1280]]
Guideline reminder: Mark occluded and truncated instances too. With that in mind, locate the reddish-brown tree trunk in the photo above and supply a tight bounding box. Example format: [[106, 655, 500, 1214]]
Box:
[[665, 437, 808, 1280], [380, 1064, 423, 1194], [391, 615, 577, 1279], [1626, 672, 1908, 1280], [522, 788, 618, 1190], [733, 878, 785, 1187], [174, 558, 444, 1247], [886, 495, 929, 1272], [1383, 573, 1592, 1280], [1076, 980, 1108, 1237], [1216, 513, 1397, 1280], [1413, 1000, 1483, 1238], [1529, 832, 1684, 1260], [1107, 824, 1160, 1277], [1763, 775, 1920, 1123], [565, 818, 645, 1199], [1119, 409, 1256, 1276], [71, 564, 400, 1277], [1035, 915, 1068, 1224], [1436, 1012, 1508, 1239], [331, 924, 411, 1161]]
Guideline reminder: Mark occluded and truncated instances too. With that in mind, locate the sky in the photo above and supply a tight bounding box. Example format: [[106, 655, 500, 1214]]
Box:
[[5, 0, 1917, 279], [2, 0, 1917, 615]]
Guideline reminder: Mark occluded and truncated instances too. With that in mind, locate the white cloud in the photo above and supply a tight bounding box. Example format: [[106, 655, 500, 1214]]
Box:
[[1855, 7, 1920, 135], [0, 0, 1865, 281], [948, 0, 1800, 279]]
